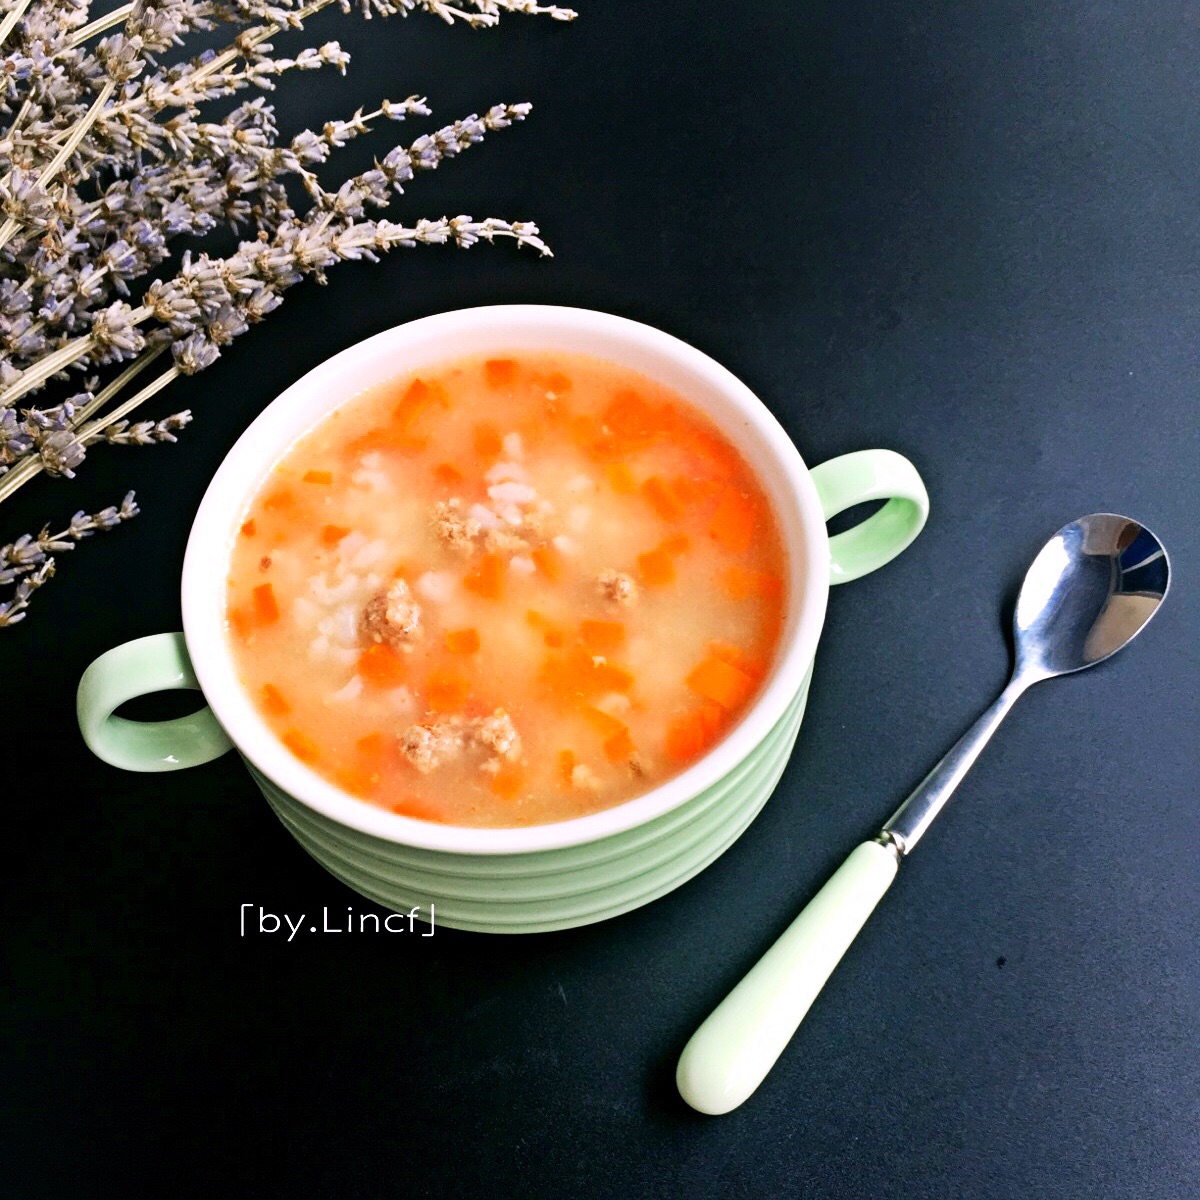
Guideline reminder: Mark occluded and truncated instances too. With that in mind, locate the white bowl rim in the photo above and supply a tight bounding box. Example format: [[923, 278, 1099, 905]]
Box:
[[181, 304, 830, 854]]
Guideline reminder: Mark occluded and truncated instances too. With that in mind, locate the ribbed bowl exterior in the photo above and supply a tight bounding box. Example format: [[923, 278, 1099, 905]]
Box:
[[250, 675, 811, 934]]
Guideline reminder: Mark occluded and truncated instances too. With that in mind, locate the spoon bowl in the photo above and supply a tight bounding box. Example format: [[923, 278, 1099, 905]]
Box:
[[1015, 513, 1170, 681]]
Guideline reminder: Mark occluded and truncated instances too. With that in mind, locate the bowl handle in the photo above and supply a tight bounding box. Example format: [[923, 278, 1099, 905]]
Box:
[[809, 449, 929, 584], [77, 632, 233, 772]]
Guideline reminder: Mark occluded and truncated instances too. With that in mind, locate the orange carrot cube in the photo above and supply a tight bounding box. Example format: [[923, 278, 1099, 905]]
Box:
[[261, 683, 290, 715], [426, 669, 469, 711], [357, 643, 408, 688], [434, 462, 464, 486], [603, 727, 635, 763], [321, 524, 350, 546], [582, 705, 627, 739], [473, 421, 503, 458], [393, 378, 438, 429], [282, 730, 318, 764], [642, 475, 684, 522], [708, 488, 756, 554], [484, 358, 518, 387], [463, 552, 504, 600], [605, 463, 636, 494], [720, 565, 783, 599], [252, 582, 279, 624], [580, 619, 626, 654], [489, 764, 525, 800], [445, 627, 481, 655], [392, 796, 447, 822], [240, 518, 256, 537], [302, 469, 332, 485], [531, 544, 562, 582], [637, 547, 676, 587], [591, 660, 634, 692], [686, 655, 756, 711]]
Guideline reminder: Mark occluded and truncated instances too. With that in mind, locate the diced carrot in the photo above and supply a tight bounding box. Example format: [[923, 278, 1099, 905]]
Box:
[[426, 669, 469, 712], [720, 565, 783, 600], [240, 518, 256, 537], [489, 764, 525, 800], [531, 544, 562, 582], [484, 358, 518, 387], [558, 748, 576, 787], [604, 389, 659, 444], [392, 795, 447, 822], [263, 488, 293, 510], [582, 705, 627, 739], [463, 552, 504, 600], [228, 607, 252, 639], [473, 421, 503, 458], [603, 727, 635, 763], [642, 475, 684, 522], [321, 523, 350, 546], [332, 766, 379, 797], [350, 427, 430, 457], [637, 546, 676, 587], [665, 701, 726, 762], [591, 660, 635, 692], [604, 463, 636, 494], [261, 683, 290, 715], [333, 732, 393, 797], [669, 476, 700, 507], [660, 532, 692, 556], [545, 370, 572, 394], [580, 619, 626, 654], [687, 654, 756, 710], [680, 425, 739, 480], [393, 378, 440, 429], [356, 732, 389, 764], [357, 643, 408, 688], [252, 582, 279, 624], [703, 639, 740, 666], [445, 627, 480, 655], [665, 713, 703, 761], [433, 462, 464, 486], [303, 469, 332, 485], [708, 488, 757, 554], [697, 699, 726, 738], [281, 730, 318, 764]]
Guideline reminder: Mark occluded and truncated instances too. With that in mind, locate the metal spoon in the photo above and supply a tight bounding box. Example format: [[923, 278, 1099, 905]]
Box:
[[677, 513, 1170, 1115]]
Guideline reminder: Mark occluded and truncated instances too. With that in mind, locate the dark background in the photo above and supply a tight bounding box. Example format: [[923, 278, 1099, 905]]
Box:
[[4, 1, 1198, 1196]]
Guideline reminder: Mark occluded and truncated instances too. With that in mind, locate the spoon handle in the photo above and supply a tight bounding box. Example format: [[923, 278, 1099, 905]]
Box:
[[676, 840, 899, 1115], [677, 678, 1032, 1116], [882, 676, 1027, 853]]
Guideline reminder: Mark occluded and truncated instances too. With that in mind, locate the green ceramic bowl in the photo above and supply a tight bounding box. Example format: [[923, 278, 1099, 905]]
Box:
[[77, 306, 928, 933]]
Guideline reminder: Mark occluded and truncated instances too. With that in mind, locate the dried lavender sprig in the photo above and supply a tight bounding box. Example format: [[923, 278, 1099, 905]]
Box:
[[1, 101, 534, 404], [0, 557, 53, 625], [95, 410, 192, 445], [0, 80, 116, 254], [0, 0, 34, 51], [0, 490, 138, 624]]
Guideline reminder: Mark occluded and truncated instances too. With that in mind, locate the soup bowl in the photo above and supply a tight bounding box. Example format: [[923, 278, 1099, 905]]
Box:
[[77, 305, 928, 934]]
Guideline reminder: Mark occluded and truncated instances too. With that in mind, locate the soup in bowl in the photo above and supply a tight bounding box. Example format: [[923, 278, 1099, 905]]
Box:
[[77, 306, 928, 933]]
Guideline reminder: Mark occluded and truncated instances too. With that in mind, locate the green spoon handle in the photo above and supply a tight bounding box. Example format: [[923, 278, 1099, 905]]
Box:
[[676, 840, 899, 1115]]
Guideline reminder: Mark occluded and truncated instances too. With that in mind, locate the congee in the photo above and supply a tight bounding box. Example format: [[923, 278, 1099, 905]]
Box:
[[226, 352, 787, 826]]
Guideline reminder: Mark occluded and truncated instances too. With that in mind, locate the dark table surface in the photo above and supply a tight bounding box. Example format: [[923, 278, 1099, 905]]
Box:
[[5, 1, 1198, 1196]]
